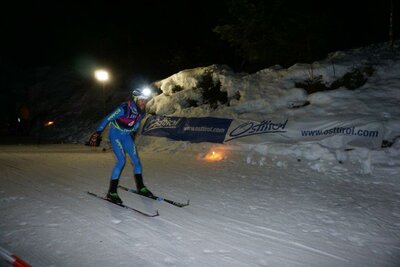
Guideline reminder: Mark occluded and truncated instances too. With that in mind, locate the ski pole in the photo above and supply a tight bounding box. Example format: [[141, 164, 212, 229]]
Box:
[[0, 246, 31, 267]]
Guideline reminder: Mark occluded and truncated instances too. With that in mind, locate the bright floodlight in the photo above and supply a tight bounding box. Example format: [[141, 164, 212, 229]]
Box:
[[142, 87, 152, 97], [94, 70, 109, 82]]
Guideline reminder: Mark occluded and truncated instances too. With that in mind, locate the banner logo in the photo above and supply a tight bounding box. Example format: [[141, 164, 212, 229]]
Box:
[[225, 119, 288, 141], [143, 116, 182, 132]]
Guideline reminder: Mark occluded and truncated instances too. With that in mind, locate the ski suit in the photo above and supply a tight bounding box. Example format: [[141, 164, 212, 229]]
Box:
[[96, 100, 145, 180]]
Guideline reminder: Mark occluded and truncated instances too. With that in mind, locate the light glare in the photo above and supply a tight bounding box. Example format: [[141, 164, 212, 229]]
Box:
[[94, 70, 109, 82], [142, 87, 151, 97], [44, 120, 55, 127]]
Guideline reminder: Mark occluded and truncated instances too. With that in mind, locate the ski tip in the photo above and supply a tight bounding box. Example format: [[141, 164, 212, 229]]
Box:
[[179, 200, 190, 207], [152, 210, 160, 217], [181, 200, 190, 207]]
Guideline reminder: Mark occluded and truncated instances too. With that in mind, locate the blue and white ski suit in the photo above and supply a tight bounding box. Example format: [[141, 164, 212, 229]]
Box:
[[96, 100, 145, 180]]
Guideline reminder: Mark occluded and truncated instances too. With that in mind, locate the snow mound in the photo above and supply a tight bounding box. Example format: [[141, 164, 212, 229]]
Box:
[[27, 42, 400, 174]]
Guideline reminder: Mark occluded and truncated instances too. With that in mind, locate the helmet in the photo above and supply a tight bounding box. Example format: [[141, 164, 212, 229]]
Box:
[[132, 87, 152, 100]]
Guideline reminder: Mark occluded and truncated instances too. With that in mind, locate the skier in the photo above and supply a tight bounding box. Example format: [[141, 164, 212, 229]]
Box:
[[87, 88, 153, 204]]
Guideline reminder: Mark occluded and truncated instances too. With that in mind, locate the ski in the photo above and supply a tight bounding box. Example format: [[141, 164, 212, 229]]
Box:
[[118, 185, 190, 208], [87, 191, 159, 217]]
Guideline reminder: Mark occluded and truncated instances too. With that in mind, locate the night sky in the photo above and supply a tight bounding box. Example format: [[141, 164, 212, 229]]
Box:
[[1, 1, 230, 80], [0, 0, 398, 127], [2, 1, 397, 76]]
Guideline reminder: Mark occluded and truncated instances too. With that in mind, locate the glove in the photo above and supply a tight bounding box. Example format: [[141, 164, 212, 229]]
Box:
[[87, 131, 102, 147]]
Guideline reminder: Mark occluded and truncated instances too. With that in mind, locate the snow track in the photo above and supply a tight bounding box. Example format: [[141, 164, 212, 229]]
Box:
[[0, 145, 399, 266]]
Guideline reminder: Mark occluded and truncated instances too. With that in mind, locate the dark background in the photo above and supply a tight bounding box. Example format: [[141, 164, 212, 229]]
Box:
[[0, 0, 399, 131]]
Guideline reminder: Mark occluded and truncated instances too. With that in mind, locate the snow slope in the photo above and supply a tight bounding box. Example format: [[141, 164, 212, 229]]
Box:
[[0, 144, 399, 267], [1, 42, 400, 266]]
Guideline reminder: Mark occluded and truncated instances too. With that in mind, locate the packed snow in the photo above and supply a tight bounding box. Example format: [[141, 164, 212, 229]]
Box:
[[1, 42, 400, 266]]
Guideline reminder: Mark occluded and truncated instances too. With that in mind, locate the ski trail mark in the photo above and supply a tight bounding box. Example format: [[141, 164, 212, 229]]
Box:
[[225, 226, 349, 262]]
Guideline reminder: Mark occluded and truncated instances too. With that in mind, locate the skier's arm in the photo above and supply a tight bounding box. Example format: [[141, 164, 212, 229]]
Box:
[[132, 121, 140, 132], [132, 113, 145, 132], [87, 105, 125, 147], [96, 106, 125, 133]]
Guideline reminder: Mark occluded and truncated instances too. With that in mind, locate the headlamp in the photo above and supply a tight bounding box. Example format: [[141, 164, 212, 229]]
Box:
[[141, 87, 152, 98], [132, 87, 152, 100]]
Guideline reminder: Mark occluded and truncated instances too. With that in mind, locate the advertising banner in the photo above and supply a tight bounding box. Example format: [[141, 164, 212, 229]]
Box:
[[224, 117, 383, 148], [142, 115, 384, 149], [141, 115, 232, 143]]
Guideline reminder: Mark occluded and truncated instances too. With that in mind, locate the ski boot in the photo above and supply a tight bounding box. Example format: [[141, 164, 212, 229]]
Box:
[[106, 192, 123, 204], [135, 174, 154, 197], [106, 179, 123, 204], [138, 186, 154, 197]]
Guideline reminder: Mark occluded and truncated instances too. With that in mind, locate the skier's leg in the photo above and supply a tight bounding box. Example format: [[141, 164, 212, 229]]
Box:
[[124, 135, 153, 197], [110, 138, 126, 180], [123, 135, 142, 174], [106, 132, 125, 204]]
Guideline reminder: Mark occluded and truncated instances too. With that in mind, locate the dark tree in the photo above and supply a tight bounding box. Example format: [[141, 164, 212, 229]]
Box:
[[213, 0, 330, 71], [213, 0, 399, 72]]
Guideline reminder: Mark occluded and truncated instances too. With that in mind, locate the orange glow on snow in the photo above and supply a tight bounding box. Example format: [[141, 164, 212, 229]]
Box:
[[205, 150, 224, 161]]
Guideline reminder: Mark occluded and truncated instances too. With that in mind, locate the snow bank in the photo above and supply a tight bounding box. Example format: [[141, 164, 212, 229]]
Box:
[[140, 42, 400, 174], [27, 42, 400, 174]]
